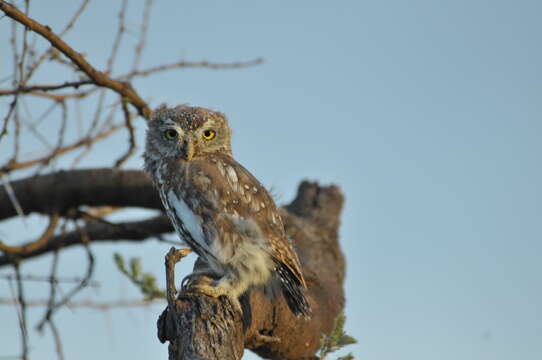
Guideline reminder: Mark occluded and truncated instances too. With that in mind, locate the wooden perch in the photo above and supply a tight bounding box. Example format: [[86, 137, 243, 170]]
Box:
[[157, 182, 345, 359]]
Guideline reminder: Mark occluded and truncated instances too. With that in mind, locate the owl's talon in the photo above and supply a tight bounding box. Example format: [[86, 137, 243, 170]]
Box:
[[181, 275, 192, 290], [181, 272, 215, 290], [190, 283, 243, 314], [256, 333, 281, 344]]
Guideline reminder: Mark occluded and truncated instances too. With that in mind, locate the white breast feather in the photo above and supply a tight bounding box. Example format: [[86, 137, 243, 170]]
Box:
[[167, 189, 210, 253]]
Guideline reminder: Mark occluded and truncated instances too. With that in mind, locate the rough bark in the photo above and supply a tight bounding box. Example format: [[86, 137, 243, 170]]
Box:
[[0, 169, 160, 221], [158, 181, 345, 359]]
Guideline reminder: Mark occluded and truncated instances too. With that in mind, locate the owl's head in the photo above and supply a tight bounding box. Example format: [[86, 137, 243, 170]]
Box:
[[145, 104, 232, 161]]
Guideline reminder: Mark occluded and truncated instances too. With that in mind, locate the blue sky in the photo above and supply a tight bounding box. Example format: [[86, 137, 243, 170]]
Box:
[[1, 0, 541, 359]]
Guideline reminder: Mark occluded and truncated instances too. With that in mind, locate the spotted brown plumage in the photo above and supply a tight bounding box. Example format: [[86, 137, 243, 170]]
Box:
[[144, 104, 310, 318]]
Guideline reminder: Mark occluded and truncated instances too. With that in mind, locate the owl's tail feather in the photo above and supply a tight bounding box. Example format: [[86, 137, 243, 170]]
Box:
[[239, 290, 252, 331], [276, 263, 311, 318]]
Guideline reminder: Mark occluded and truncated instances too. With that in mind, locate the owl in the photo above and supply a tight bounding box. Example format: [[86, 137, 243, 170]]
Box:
[[144, 104, 310, 318]]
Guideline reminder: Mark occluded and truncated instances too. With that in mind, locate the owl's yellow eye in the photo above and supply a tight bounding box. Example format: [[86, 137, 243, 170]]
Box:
[[202, 129, 216, 140], [164, 129, 178, 140]]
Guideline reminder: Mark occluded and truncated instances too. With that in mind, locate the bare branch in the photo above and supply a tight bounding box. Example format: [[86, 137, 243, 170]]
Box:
[[22, 0, 91, 82], [0, 215, 172, 266], [0, 124, 122, 173], [131, 0, 153, 72], [0, 273, 99, 287], [13, 264, 29, 360], [0, 58, 264, 98], [47, 319, 65, 360], [106, 0, 128, 74], [36, 235, 95, 331], [114, 100, 137, 167], [0, 297, 164, 309], [123, 58, 265, 79], [0, 1, 152, 119], [0, 214, 60, 255], [0, 95, 17, 142], [0, 7, 21, 142], [0, 80, 94, 96], [38, 251, 65, 360]]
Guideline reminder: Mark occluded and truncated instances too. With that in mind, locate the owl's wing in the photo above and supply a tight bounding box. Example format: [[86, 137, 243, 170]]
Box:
[[187, 155, 310, 316], [182, 155, 307, 285], [215, 156, 307, 290], [227, 160, 310, 315]]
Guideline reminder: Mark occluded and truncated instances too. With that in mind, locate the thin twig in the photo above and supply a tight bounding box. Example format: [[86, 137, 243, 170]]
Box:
[[106, 0, 127, 74], [130, 0, 153, 72], [0, 58, 264, 98], [0, 80, 94, 96], [0, 124, 121, 173], [0, 214, 59, 255], [48, 319, 65, 360], [36, 250, 65, 360], [17, 0, 30, 87], [0, 297, 164, 309], [0, 1, 152, 119], [20, 98, 55, 148], [0, 20, 20, 142], [36, 228, 95, 331], [55, 101, 68, 156], [0, 273, 99, 287], [114, 99, 136, 167], [13, 264, 29, 360], [31, 98, 58, 129], [87, 89, 107, 136], [70, 99, 121, 168], [122, 58, 265, 79], [22, 0, 91, 82], [12, 102, 21, 163]]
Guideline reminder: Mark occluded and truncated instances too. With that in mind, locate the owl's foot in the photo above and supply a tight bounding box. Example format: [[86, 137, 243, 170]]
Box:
[[189, 276, 243, 314], [255, 333, 281, 344], [181, 271, 216, 290]]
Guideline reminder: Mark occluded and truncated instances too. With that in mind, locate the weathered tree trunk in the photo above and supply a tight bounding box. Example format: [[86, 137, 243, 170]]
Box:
[[158, 181, 346, 359]]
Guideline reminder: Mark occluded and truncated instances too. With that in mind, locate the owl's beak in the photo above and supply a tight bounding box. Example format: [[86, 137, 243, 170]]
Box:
[[181, 138, 195, 161]]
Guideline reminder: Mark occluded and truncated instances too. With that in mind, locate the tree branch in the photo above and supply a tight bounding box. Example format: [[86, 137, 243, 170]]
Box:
[[0, 125, 121, 173], [0, 213, 59, 254], [0, 1, 152, 119], [0, 169, 160, 221], [0, 58, 265, 98], [0, 215, 172, 267], [0, 297, 164, 309], [0, 80, 95, 96]]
